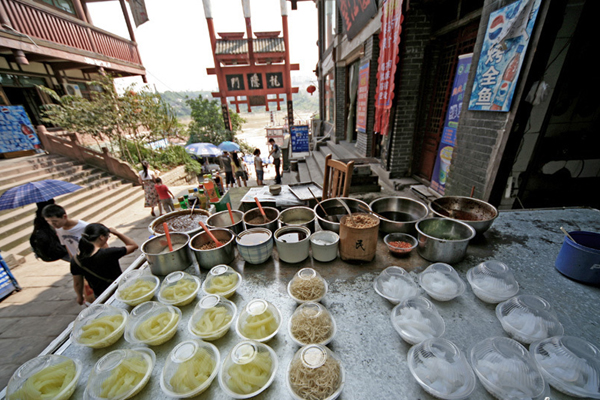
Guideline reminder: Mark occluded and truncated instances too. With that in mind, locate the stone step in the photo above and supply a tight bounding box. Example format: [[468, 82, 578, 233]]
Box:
[[297, 160, 311, 183], [0, 154, 74, 179], [0, 163, 91, 195], [305, 153, 323, 185]]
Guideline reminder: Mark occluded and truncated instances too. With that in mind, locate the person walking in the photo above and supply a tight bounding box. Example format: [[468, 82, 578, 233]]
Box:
[[220, 151, 235, 190], [231, 151, 248, 187], [30, 199, 68, 262], [253, 148, 264, 186], [268, 138, 282, 184], [71, 223, 138, 305], [138, 160, 161, 216], [154, 178, 175, 214], [42, 204, 88, 260]]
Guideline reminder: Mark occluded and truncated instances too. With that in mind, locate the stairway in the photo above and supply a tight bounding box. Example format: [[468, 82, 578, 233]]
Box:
[[0, 154, 144, 267]]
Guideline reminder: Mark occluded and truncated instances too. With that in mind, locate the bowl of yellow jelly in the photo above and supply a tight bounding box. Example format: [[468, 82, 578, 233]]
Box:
[[72, 304, 128, 348], [188, 294, 237, 341], [236, 299, 282, 343], [7, 355, 81, 400], [201, 264, 242, 299], [124, 301, 181, 346], [84, 348, 155, 400], [157, 271, 201, 307], [160, 339, 220, 398], [116, 269, 160, 306], [218, 340, 278, 399]]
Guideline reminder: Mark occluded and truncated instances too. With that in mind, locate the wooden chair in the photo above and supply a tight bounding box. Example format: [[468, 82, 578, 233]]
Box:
[[322, 154, 354, 200]]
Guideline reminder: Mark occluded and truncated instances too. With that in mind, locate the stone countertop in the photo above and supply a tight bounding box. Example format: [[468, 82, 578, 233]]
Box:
[[54, 207, 600, 399]]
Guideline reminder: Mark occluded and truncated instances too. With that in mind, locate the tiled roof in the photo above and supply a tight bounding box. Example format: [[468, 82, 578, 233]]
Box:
[[216, 38, 284, 55]]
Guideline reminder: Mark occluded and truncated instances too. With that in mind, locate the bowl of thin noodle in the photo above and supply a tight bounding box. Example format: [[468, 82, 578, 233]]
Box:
[[157, 271, 201, 307], [188, 294, 237, 341], [288, 268, 328, 304], [288, 302, 336, 346], [84, 348, 155, 400], [218, 340, 278, 399], [160, 339, 220, 398], [124, 301, 181, 346], [116, 269, 160, 306], [71, 304, 128, 349], [7, 355, 82, 400], [287, 344, 345, 400], [202, 264, 242, 299], [236, 299, 282, 342]]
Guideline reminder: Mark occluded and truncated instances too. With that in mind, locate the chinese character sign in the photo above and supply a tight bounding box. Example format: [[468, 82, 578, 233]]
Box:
[[356, 62, 370, 133], [291, 125, 309, 153], [338, 0, 378, 40], [0, 106, 41, 154], [468, 0, 541, 112], [374, 0, 403, 136]]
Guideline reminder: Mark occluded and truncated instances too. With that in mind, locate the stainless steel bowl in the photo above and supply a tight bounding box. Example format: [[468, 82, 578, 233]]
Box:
[[313, 197, 370, 233], [243, 207, 280, 233], [429, 196, 498, 235], [207, 210, 245, 236], [279, 206, 316, 233], [189, 228, 236, 270], [369, 197, 429, 234], [142, 233, 192, 275], [148, 209, 211, 237], [416, 218, 476, 263]]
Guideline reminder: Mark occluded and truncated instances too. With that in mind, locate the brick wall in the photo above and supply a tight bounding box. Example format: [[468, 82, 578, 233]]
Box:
[[356, 34, 379, 157], [334, 66, 347, 142]]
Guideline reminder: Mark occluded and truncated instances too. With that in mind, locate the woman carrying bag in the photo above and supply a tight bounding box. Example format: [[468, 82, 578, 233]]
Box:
[[138, 160, 161, 216]]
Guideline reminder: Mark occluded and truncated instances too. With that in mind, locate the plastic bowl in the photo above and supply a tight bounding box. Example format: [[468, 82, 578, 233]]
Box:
[[124, 301, 181, 346], [287, 267, 328, 303], [202, 264, 242, 299], [116, 269, 160, 306], [466, 260, 519, 303], [496, 295, 564, 344], [236, 299, 282, 342], [287, 344, 345, 400], [418, 263, 466, 301], [384, 232, 418, 256], [218, 340, 278, 399], [71, 304, 128, 349], [407, 338, 476, 399], [188, 294, 237, 341], [160, 339, 220, 398], [157, 271, 201, 307], [84, 348, 155, 400], [391, 296, 445, 345], [530, 336, 600, 398], [470, 337, 546, 400], [7, 355, 82, 400], [374, 266, 421, 304], [288, 302, 337, 346]]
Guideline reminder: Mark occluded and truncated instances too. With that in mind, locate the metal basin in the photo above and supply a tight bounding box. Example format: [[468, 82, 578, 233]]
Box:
[[416, 218, 476, 263], [141, 232, 192, 275], [369, 197, 428, 235], [148, 209, 211, 237], [429, 196, 498, 235], [189, 228, 236, 270], [279, 206, 316, 233], [313, 197, 370, 233], [243, 207, 280, 233], [207, 210, 245, 235]]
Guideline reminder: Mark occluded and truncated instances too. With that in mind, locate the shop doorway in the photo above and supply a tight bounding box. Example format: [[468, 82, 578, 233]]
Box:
[[345, 61, 359, 143], [2, 86, 45, 126]]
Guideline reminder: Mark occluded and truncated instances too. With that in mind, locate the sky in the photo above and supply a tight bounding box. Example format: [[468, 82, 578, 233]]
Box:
[[87, 0, 319, 93]]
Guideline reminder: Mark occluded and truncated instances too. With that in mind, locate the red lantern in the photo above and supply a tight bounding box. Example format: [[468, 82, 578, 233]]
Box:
[[307, 85, 316, 96]]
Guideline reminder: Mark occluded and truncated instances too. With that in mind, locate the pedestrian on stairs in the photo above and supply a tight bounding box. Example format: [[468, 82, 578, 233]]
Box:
[[138, 160, 161, 216], [42, 204, 88, 261]]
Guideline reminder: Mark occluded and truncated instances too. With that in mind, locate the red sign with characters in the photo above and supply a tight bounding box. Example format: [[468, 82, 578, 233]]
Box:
[[374, 0, 403, 136], [356, 62, 370, 133], [338, 0, 379, 40]]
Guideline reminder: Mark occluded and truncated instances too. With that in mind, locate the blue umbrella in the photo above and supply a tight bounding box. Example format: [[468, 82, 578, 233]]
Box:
[[0, 180, 83, 210], [218, 141, 240, 152], [185, 143, 222, 157]]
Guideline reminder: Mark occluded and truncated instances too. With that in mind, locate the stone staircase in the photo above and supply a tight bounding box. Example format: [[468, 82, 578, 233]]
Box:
[[0, 154, 144, 267]]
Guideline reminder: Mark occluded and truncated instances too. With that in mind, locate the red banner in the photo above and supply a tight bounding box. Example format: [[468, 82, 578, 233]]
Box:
[[374, 0, 403, 136], [356, 62, 370, 133]]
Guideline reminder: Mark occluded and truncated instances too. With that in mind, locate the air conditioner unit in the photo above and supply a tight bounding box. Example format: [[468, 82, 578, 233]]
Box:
[[62, 83, 82, 97]]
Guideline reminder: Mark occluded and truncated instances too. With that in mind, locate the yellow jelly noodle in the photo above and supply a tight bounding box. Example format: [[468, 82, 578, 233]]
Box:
[[169, 348, 215, 393], [100, 357, 148, 398], [136, 312, 179, 342], [240, 309, 277, 339], [227, 351, 272, 395], [205, 274, 238, 295], [160, 279, 198, 303], [194, 306, 232, 335], [120, 280, 156, 301], [79, 314, 124, 345], [8, 360, 76, 400]]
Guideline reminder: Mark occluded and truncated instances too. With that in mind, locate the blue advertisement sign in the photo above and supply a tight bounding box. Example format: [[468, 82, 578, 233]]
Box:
[[431, 54, 472, 195], [290, 125, 309, 153], [0, 105, 41, 154], [468, 0, 541, 112]]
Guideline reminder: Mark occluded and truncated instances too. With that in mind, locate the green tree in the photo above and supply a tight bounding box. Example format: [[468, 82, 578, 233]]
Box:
[[186, 95, 246, 145]]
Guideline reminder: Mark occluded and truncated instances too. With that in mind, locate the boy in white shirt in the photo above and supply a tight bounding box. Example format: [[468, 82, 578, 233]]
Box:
[[42, 204, 88, 260]]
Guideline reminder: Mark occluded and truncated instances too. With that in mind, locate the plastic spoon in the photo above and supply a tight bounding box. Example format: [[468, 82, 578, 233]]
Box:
[[254, 197, 269, 223], [161, 222, 174, 252], [189, 198, 198, 218], [226, 202, 236, 224], [198, 221, 223, 247], [560, 227, 577, 244]]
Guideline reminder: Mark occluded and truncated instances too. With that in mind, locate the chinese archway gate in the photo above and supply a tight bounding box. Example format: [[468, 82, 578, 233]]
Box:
[[202, 0, 299, 130]]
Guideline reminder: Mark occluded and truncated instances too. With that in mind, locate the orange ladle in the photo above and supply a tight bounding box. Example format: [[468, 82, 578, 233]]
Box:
[[198, 221, 223, 247], [162, 222, 174, 252], [254, 197, 269, 223]]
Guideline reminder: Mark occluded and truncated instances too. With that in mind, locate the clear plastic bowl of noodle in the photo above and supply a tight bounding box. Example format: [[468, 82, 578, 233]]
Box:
[[418, 263, 466, 301], [124, 301, 181, 346], [201, 264, 242, 299], [466, 260, 519, 304], [157, 271, 201, 307], [288, 301, 337, 346], [287, 344, 345, 400], [287, 267, 328, 304], [374, 266, 421, 305], [116, 269, 160, 306], [236, 299, 282, 343], [391, 296, 445, 345], [188, 294, 237, 341], [71, 304, 128, 349]]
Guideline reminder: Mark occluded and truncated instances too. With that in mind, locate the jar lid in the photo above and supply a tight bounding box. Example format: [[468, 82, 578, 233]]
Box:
[[198, 294, 221, 309], [246, 299, 268, 316], [300, 345, 328, 369], [231, 342, 259, 365]]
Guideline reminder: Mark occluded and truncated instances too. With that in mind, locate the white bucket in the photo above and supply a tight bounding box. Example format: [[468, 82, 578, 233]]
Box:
[[310, 231, 339, 262]]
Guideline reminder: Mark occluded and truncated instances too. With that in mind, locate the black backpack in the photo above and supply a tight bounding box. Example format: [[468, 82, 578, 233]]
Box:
[[30, 218, 68, 262]]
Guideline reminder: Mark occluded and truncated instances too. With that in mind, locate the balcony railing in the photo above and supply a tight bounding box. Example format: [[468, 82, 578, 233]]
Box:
[[1, 0, 142, 65]]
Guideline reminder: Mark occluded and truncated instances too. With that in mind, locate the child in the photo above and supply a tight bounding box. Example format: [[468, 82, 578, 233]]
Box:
[[154, 178, 175, 215], [253, 148, 264, 186]]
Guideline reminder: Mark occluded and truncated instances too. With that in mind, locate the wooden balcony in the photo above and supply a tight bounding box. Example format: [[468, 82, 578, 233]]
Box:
[[0, 0, 144, 75]]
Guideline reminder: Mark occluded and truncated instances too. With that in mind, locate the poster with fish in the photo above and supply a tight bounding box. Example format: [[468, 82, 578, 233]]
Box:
[[468, 0, 541, 112], [0, 105, 41, 154]]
